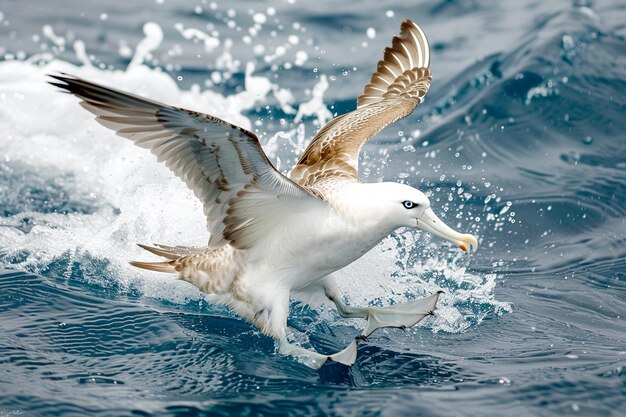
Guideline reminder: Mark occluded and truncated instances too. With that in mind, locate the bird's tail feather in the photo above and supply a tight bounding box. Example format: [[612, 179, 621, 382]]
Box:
[[137, 243, 202, 259], [130, 243, 203, 274], [129, 260, 177, 273]]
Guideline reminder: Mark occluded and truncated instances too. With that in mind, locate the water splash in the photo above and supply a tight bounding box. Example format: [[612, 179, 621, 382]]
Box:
[[333, 232, 511, 334], [128, 22, 164, 70]]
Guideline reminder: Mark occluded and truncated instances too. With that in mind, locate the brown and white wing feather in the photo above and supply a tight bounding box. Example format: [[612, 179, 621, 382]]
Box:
[[357, 20, 430, 108], [49, 74, 321, 249], [290, 20, 432, 192]]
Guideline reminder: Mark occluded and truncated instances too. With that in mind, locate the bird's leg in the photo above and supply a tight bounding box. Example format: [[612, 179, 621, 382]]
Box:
[[325, 284, 443, 338], [260, 284, 357, 369], [277, 337, 358, 370], [327, 294, 369, 319]]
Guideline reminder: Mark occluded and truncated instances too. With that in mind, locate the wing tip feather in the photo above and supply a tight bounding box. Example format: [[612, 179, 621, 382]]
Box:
[[357, 19, 431, 109]]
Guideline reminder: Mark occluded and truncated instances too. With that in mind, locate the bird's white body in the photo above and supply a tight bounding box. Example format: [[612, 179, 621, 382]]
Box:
[[251, 183, 398, 284], [51, 20, 479, 368], [178, 182, 413, 338]]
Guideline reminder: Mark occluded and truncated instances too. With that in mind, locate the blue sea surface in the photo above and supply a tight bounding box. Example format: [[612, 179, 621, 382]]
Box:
[[0, 0, 625, 416]]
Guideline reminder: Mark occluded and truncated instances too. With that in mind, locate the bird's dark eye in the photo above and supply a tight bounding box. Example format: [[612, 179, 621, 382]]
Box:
[[402, 200, 417, 209]]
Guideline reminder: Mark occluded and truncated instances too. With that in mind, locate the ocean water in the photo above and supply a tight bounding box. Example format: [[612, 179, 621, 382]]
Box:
[[0, 0, 624, 415]]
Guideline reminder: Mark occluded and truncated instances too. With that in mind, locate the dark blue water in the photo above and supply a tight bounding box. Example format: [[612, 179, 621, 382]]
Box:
[[1, 0, 625, 416]]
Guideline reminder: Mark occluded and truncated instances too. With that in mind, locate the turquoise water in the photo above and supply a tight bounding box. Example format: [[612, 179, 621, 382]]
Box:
[[0, 0, 625, 416]]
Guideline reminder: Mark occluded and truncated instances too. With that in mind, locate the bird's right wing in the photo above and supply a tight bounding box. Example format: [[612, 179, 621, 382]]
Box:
[[49, 74, 324, 249]]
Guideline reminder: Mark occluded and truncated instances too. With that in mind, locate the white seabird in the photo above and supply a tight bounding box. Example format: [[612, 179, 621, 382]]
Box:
[[49, 20, 478, 369]]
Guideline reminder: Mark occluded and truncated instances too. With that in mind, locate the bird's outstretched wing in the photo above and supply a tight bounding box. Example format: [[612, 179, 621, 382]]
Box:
[[49, 74, 323, 249], [290, 20, 432, 192]]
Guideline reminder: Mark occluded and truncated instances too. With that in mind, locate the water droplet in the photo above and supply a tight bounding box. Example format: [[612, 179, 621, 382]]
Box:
[[562, 34, 574, 49], [582, 136, 593, 145], [253, 13, 267, 24], [177, 75, 183, 81]]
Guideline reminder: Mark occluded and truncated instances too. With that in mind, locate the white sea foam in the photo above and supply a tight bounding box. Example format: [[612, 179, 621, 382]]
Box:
[[0, 21, 509, 332]]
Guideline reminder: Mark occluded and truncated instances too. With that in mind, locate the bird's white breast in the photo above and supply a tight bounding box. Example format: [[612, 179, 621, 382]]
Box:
[[246, 183, 393, 290]]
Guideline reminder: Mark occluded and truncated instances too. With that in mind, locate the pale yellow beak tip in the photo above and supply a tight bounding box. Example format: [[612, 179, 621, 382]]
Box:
[[457, 234, 479, 253]]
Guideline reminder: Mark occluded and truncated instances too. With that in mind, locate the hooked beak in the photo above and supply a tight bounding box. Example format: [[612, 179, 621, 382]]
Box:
[[417, 208, 478, 253]]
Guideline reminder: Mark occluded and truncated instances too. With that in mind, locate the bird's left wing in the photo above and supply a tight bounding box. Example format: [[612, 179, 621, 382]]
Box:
[[290, 20, 431, 191], [49, 74, 324, 249]]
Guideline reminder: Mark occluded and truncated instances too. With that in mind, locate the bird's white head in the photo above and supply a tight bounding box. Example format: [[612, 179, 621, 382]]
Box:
[[366, 182, 478, 253]]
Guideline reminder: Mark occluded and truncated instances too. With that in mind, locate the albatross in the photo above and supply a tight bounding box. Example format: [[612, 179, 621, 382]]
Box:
[[49, 19, 478, 369]]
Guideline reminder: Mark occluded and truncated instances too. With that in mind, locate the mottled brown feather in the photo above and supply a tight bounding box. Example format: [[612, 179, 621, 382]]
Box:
[[290, 20, 432, 192]]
